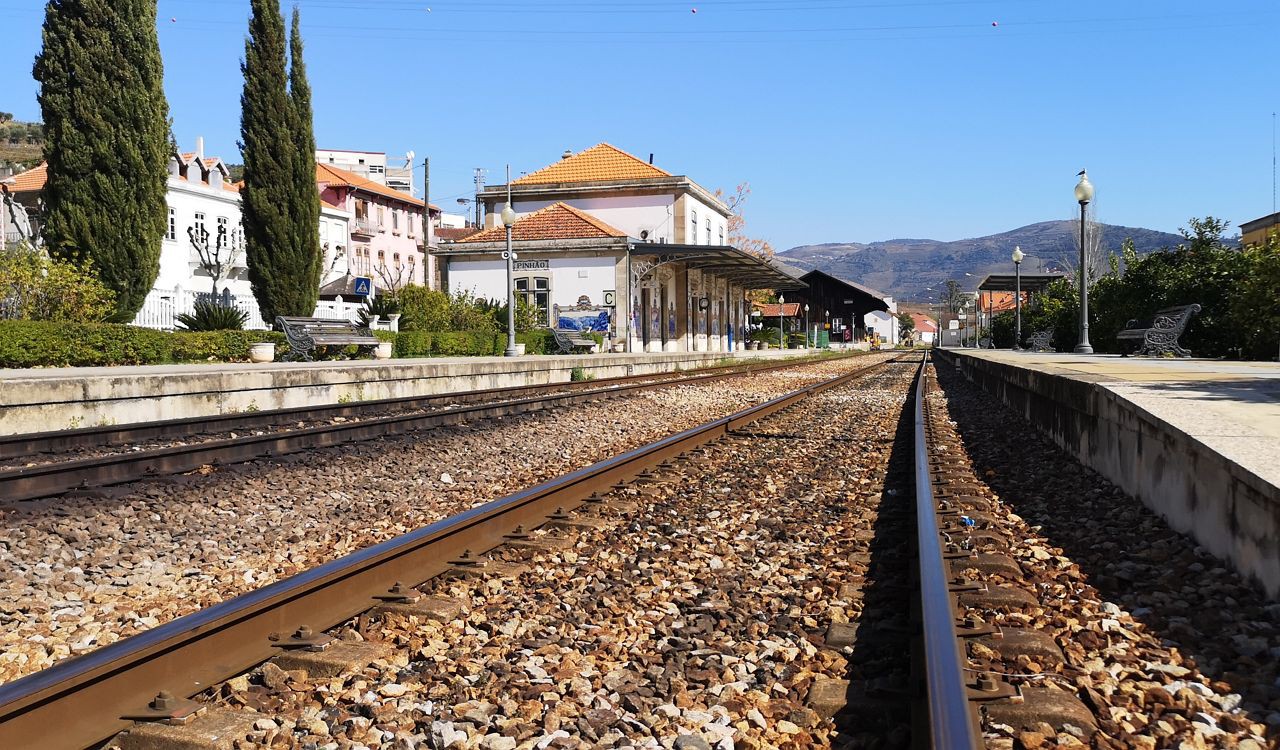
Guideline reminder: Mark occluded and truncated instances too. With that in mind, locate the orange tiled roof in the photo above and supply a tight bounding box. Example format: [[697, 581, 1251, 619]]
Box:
[[316, 162, 431, 209], [754, 303, 802, 317], [436, 226, 480, 241], [456, 202, 627, 244], [512, 143, 671, 186], [7, 162, 47, 193]]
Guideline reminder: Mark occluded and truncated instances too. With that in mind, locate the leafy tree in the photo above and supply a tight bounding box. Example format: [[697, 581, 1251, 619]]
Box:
[[1232, 232, 1280, 360], [0, 243, 115, 322], [33, 0, 169, 321], [240, 1, 321, 325], [897, 311, 915, 342]]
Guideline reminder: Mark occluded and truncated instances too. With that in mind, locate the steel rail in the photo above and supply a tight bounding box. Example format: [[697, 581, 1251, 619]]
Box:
[[0, 354, 897, 750], [0, 353, 862, 502], [0, 353, 853, 461], [914, 352, 983, 748]]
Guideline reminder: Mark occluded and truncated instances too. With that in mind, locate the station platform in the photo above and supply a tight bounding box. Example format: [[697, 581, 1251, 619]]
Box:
[[936, 348, 1280, 598], [0, 348, 819, 438]]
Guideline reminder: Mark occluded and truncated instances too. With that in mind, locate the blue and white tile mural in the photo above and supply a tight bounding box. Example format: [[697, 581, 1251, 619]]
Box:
[[555, 295, 612, 332]]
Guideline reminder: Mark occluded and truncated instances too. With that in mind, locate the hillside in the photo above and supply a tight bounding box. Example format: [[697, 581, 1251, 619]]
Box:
[[780, 221, 1184, 301]]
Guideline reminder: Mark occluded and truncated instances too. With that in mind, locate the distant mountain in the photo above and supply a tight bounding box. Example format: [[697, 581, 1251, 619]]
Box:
[[780, 221, 1184, 301]]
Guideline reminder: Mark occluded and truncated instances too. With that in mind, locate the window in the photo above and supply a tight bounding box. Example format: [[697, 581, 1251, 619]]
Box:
[[166, 207, 175, 240], [690, 210, 698, 245], [393, 252, 401, 267], [515, 276, 550, 324], [194, 212, 206, 239], [217, 216, 228, 244], [392, 209, 399, 230], [718, 225, 724, 245], [368, 164, 384, 175], [705, 217, 711, 244]]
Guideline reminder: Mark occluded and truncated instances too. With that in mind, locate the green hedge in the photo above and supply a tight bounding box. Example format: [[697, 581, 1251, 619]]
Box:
[[516, 329, 557, 355], [0, 320, 288, 368], [392, 330, 504, 358]]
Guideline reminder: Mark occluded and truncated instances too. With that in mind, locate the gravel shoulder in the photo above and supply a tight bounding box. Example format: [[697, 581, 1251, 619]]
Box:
[[931, 363, 1278, 749], [0, 354, 896, 687], [195, 360, 920, 750]]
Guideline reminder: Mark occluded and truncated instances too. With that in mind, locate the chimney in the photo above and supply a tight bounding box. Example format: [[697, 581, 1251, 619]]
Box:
[[196, 136, 204, 160], [562, 149, 573, 160], [649, 153, 654, 164]]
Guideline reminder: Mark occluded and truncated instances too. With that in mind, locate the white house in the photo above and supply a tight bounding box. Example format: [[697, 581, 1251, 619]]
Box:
[[438, 144, 798, 353], [863, 294, 899, 347]]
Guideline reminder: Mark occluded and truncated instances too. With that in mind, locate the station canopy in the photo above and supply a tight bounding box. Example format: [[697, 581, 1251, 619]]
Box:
[[629, 243, 808, 290], [800, 269, 891, 315], [978, 272, 1066, 293]]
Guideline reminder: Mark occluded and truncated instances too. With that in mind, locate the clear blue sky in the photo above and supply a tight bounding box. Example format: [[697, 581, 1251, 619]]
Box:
[[2, 0, 1277, 248]]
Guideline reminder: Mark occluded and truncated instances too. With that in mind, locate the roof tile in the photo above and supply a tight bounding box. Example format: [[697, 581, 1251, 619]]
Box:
[[7, 162, 47, 193], [316, 162, 436, 209], [455, 202, 627, 244], [512, 143, 670, 186]]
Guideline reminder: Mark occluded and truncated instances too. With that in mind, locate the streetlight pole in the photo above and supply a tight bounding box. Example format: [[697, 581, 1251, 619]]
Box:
[[804, 303, 810, 348], [1074, 170, 1095, 354], [778, 293, 785, 349], [824, 310, 829, 349], [1012, 246, 1024, 350], [502, 164, 518, 357]]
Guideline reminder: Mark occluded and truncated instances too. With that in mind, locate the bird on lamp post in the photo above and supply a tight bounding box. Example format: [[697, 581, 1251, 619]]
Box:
[[1074, 170, 1095, 354], [1012, 246, 1024, 350]]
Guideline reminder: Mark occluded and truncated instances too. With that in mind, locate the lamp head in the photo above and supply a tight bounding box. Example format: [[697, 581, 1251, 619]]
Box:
[[500, 204, 517, 228], [1012, 246, 1024, 263], [1074, 170, 1094, 204], [778, 293, 785, 304]]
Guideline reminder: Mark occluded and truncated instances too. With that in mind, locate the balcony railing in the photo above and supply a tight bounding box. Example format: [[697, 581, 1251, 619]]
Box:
[[352, 218, 379, 237]]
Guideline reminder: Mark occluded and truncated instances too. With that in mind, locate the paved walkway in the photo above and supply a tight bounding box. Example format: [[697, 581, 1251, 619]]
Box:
[[950, 349, 1280, 489]]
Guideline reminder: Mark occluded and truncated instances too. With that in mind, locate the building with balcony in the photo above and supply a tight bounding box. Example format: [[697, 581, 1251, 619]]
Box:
[[441, 144, 798, 352], [315, 162, 439, 293]]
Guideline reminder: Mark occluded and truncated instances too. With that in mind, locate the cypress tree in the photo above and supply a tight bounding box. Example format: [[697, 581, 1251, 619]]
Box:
[[240, 0, 321, 324], [33, 0, 170, 322], [288, 7, 322, 314]]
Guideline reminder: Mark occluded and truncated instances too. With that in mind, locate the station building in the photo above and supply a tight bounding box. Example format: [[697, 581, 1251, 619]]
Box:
[[437, 144, 802, 352]]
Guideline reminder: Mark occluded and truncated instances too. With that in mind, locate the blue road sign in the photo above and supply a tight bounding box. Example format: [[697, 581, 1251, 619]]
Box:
[[353, 277, 373, 296]]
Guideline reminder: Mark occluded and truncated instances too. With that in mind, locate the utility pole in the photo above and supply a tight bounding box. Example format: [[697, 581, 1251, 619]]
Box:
[[422, 156, 432, 289], [473, 168, 486, 228]]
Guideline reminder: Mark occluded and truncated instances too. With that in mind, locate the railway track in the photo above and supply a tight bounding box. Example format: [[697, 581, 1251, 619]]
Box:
[[0, 353, 857, 502], [3, 352, 1263, 748], [0, 352, 907, 749]]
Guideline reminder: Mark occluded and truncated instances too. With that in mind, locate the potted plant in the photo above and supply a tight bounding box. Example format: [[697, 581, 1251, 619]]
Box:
[[374, 341, 394, 359]]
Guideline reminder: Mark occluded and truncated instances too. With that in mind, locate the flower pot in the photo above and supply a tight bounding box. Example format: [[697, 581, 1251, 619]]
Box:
[[374, 342, 393, 360], [249, 342, 275, 363], [613, 342, 626, 353], [515, 343, 527, 356]]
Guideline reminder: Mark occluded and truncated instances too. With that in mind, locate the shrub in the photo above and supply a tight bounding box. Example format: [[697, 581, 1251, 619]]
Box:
[[517, 329, 557, 355], [176, 300, 249, 331], [398, 285, 449, 332], [432, 330, 501, 356], [393, 330, 433, 358], [0, 244, 115, 322], [570, 366, 594, 382], [357, 294, 400, 328], [0, 320, 289, 367]]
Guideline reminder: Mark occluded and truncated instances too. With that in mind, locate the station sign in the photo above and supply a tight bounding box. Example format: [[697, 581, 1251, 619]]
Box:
[[513, 259, 549, 271]]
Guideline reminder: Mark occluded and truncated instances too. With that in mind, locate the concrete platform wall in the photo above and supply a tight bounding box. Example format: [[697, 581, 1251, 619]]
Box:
[[0, 351, 810, 438], [937, 349, 1280, 599]]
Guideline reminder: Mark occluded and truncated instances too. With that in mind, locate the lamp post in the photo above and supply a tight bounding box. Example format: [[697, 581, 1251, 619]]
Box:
[[1074, 170, 1095, 354], [777, 292, 785, 349], [824, 310, 829, 348], [804, 303, 810, 348], [502, 164, 519, 357], [1012, 245, 1024, 350]]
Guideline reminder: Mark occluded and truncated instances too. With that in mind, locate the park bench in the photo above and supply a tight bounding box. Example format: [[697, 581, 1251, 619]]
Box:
[[276, 316, 380, 362], [1026, 329, 1054, 352], [1116, 304, 1201, 358], [550, 328, 597, 355]]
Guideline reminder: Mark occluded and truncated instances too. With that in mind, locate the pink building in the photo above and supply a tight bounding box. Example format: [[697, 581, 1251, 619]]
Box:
[[315, 162, 439, 292]]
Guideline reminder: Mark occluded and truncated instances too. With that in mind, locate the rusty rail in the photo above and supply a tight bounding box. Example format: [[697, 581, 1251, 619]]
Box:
[[0, 353, 863, 502], [0, 355, 898, 750]]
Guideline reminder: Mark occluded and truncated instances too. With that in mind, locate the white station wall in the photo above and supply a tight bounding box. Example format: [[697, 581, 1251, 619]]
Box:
[[447, 255, 617, 310], [513, 195, 675, 243], [447, 259, 508, 301]]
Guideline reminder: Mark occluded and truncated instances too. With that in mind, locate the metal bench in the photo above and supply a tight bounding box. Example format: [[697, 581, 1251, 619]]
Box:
[[1116, 304, 1201, 358], [1026, 329, 1054, 352], [276, 316, 380, 362], [550, 328, 597, 355]]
